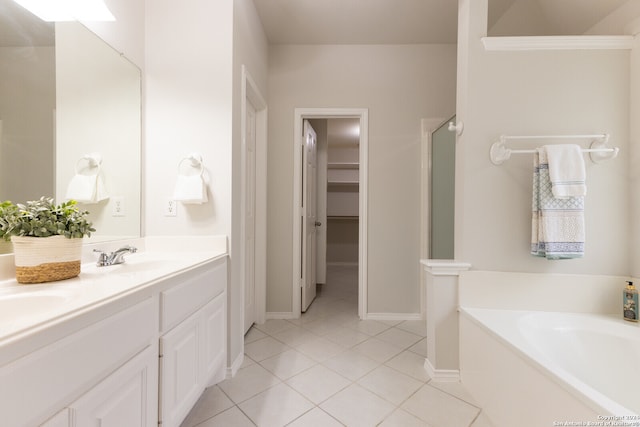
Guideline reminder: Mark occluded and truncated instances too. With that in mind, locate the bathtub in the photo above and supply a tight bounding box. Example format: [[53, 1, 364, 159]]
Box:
[[460, 308, 640, 426]]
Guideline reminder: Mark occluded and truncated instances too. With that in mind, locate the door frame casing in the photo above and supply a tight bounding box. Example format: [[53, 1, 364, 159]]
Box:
[[301, 120, 318, 311], [292, 108, 369, 318], [241, 66, 267, 331]]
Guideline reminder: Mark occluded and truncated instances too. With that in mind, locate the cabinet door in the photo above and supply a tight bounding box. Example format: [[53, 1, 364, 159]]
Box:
[[71, 346, 157, 427], [202, 293, 226, 387], [159, 311, 202, 427]]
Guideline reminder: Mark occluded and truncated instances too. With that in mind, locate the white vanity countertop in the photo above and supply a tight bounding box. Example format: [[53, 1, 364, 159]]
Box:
[[0, 236, 227, 363]]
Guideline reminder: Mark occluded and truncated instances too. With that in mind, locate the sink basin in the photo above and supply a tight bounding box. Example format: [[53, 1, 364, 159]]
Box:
[[0, 290, 75, 323], [81, 256, 174, 277]]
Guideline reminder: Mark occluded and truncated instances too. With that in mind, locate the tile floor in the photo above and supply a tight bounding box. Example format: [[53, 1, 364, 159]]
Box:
[[180, 265, 495, 427]]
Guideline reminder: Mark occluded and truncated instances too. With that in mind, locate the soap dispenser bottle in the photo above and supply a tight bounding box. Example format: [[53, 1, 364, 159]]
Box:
[[623, 281, 638, 322]]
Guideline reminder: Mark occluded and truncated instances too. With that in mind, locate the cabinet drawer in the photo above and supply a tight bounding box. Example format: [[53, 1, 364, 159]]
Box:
[[160, 258, 226, 333]]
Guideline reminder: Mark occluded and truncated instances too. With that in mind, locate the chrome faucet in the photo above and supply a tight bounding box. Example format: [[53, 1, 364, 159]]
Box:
[[94, 245, 138, 266]]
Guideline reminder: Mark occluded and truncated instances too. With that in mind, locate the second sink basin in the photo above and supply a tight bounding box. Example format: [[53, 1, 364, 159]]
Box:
[[0, 290, 75, 323]]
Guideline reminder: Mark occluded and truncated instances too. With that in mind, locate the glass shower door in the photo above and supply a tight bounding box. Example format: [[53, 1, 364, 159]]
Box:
[[430, 116, 455, 259]]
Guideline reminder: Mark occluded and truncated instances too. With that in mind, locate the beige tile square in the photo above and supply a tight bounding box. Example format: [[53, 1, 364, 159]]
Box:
[[195, 406, 255, 427], [323, 349, 379, 381], [180, 386, 234, 427], [302, 317, 345, 336], [286, 364, 351, 404], [352, 337, 403, 363], [272, 325, 318, 347], [218, 363, 280, 404], [287, 408, 344, 427], [376, 327, 423, 349], [378, 409, 433, 427], [259, 348, 317, 380], [344, 319, 392, 336], [377, 319, 403, 326], [244, 336, 289, 361], [358, 365, 424, 406], [239, 354, 255, 369], [295, 337, 346, 362], [320, 384, 395, 427], [254, 319, 296, 335], [402, 384, 479, 427], [430, 380, 480, 407], [396, 320, 428, 337], [385, 350, 431, 382], [471, 411, 496, 427], [408, 338, 428, 357], [238, 383, 314, 427], [244, 327, 266, 344], [323, 326, 371, 348]]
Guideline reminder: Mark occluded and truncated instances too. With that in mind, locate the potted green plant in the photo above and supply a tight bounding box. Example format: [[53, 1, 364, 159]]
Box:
[[0, 197, 95, 284]]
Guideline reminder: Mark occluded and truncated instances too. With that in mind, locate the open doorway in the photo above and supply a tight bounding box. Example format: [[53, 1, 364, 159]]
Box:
[[292, 108, 368, 319], [310, 117, 360, 275]]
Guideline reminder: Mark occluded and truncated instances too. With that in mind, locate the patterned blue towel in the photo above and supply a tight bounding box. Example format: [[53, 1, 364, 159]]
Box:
[[531, 148, 585, 259]]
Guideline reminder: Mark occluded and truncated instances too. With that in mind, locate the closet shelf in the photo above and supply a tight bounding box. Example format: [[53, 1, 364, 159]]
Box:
[[328, 180, 359, 185], [328, 162, 359, 170]]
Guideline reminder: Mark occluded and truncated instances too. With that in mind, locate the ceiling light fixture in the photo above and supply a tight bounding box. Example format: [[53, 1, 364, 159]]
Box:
[[12, 0, 115, 22]]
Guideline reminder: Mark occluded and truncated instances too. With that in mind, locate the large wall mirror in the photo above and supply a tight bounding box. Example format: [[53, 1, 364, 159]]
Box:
[[0, 0, 141, 253]]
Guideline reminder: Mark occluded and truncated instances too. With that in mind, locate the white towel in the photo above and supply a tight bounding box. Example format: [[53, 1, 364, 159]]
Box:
[[65, 173, 109, 203], [544, 144, 586, 198], [532, 148, 585, 260], [173, 174, 208, 204]]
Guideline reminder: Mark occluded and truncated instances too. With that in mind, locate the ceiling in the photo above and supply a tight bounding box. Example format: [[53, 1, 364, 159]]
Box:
[[2, 0, 638, 48], [252, 0, 640, 45], [0, 0, 54, 47], [251, 0, 459, 44]]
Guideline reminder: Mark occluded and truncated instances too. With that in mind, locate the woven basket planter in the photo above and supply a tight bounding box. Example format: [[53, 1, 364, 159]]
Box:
[[11, 236, 83, 284]]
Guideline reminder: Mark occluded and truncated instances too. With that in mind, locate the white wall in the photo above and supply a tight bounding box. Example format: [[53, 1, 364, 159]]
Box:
[[144, 0, 233, 239], [267, 44, 457, 315], [456, 0, 630, 276], [89, 0, 266, 374], [231, 0, 269, 370]]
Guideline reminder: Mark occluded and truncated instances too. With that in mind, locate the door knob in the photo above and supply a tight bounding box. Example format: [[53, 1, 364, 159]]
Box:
[[314, 221, 322, 227]]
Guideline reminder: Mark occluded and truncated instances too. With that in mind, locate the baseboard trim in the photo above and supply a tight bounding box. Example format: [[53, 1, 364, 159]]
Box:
[[424, 358, 460, 382], [364, 312, 423, 321], [266, 312, 297, 320], [227, 352, 244, 379]]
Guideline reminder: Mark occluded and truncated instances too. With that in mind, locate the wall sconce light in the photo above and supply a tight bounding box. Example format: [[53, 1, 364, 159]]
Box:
[[12, 0, 115, 22]]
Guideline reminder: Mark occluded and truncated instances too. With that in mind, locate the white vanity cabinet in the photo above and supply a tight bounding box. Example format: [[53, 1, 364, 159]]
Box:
[[158, 257, 227, 427], [0, 251, 228, 427], [1, 296, 157, 427]]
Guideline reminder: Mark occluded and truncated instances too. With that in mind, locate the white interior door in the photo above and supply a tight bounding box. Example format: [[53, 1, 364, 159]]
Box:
[[301, 120, 318, 312], [316, 125, 327, 285], [243, 102, 257, 333]]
